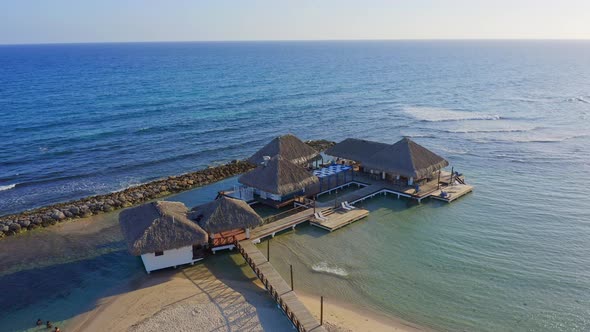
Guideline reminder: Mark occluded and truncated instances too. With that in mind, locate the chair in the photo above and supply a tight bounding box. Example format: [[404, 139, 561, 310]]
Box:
[[318, 211, 329, 220], [344, 201, 355, 209], [314, 212, 327, 221], [341, 202, 352, 211]]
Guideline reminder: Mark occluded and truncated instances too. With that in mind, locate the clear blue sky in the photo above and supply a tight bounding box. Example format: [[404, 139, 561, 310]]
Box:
[[1, 0, 589, 44]]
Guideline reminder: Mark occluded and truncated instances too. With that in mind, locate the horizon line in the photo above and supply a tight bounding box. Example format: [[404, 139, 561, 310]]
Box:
[[1, 37, 590, 46]]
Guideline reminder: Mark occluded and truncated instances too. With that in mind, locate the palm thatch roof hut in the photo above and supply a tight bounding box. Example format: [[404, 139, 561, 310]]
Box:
[[364, 137, 449, 179], [247, 134, 320, 166], [119, 201, 208, 256], [239, 155, 320, 196], [324, 138, 390, 162], [188, 196, 263, 234]]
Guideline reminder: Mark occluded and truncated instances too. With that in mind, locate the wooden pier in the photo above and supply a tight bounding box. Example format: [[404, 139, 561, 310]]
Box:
[[322, 171, 473, 205], [249, 208, 317, 242], [310, 208, 370, 232], [236, 240, 326, 332]]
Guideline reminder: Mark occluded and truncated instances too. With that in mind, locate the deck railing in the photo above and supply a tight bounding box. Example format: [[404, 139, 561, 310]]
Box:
[[260, 204, 310, 225], [235, 241, 308, 332]]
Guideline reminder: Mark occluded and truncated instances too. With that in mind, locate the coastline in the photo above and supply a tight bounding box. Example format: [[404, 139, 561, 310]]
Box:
[[0, 211, 426, 332], [64, 256, 427, 332], [298, 291, 426, 332]]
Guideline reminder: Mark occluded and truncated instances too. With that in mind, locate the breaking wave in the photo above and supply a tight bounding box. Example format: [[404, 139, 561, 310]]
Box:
[[441, 126, 542, 134], [0, 184, 17, 192], [311, 262, 349, 277], [567, 96, 590, 104], [404, 107, 501, 122]]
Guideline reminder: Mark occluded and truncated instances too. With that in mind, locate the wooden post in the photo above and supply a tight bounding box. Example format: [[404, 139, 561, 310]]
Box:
[[267, 239, 270, 262], [450, 166, 454, 185], [290, 264, 294, 291], [320, 296, 324, 325], [437, 170, 441, 190]]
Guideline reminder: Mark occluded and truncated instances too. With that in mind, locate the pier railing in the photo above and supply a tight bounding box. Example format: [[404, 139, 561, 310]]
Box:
[[261, 204, 309, 225], [235, 240, 308, 332]]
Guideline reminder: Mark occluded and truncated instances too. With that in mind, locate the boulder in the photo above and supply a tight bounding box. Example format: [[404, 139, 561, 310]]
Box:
[[9, 223, 21, 233], [50, 210, 66, 221], [69, 206, 80, 215], [17, 219, 31, 227]]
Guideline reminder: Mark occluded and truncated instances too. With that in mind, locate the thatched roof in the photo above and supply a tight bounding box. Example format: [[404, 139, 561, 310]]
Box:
[[364, 137, 449, 179], [247, 134, 320, 166], [239, 155, 319, 195], [119, 201, 208, 256], [188, 196, 263, 234], [325, 138, 390, 162]]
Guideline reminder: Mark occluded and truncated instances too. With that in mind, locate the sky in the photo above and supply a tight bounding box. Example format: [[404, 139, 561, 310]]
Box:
[[1, 0, 589, 44]]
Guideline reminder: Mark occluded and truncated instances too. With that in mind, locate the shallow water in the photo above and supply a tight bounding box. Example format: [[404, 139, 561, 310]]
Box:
[[1, 41, 589, 331]]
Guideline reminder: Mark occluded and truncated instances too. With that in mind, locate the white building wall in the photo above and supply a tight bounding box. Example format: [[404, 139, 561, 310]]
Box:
[[140, 245, 201, 273]]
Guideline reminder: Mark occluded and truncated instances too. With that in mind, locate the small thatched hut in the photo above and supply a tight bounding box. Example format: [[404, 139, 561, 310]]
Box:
[[239, 155, 320, 207], [247, 134, 320, 166], [119, 201, 208, 273], [364, 137, 449, 184], [189, 196, 263, 251]]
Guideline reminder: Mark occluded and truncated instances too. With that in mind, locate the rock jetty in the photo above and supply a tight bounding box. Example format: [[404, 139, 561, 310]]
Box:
[[0, 160, 255, 238], [0, 140, 335, 239]]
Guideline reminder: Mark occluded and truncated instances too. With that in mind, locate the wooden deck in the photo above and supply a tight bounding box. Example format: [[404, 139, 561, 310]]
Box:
[[236, 240, 326, 332], [430, 184, 474, 202], [321, 171, 472, 205], [249, 208, 318, 242], [310, 208, 370, 232]]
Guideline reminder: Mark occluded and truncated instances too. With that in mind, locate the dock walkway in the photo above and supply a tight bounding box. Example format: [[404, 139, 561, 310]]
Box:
[[236, 240, 326, 332], [324, 172, 472, 205], [310, 208, 370, 231], [249, 208, 318, 242]]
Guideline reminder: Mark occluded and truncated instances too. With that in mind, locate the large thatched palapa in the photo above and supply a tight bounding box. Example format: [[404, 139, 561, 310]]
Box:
[[189, 196, 263, 234], [239, 155, 319, 196], [325, 138, 390, 162], [364, 137, 449, 179], [247, 134, 320, 166], [119, 201, 208, 256]]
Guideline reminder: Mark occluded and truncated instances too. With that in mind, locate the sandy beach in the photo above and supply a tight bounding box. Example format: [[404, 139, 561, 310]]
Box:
[[0, 197, 429, 332], [66, 260, 425, 332]]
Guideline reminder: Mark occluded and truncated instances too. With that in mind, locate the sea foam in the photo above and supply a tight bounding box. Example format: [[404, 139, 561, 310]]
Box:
[[311, 262, 349, 277], [404, 107, 501, 122], [0, 184, 17, 192]]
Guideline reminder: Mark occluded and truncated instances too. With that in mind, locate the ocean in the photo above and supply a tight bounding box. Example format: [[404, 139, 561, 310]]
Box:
[[0, 41, 589, 331]]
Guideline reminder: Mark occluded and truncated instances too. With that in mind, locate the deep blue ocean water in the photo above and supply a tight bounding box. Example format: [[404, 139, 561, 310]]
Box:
[[0, 41, 589, 331]]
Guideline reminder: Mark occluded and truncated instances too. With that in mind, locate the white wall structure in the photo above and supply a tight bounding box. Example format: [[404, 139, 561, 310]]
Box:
[[140, 245, 202, 274]]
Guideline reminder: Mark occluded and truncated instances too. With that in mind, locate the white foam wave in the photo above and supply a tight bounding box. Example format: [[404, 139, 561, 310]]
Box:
[[567, 96, 590, 104], [311, 262, 349, 277], [442, 126, 540, 134], [0, 184, 17, 191], [404, 107, 501, 122]]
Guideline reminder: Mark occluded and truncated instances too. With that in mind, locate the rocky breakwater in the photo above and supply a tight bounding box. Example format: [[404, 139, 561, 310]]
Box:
[[305, 139, 335, 152], [0, 139, 335, 239], [0, 160, 255, 238]]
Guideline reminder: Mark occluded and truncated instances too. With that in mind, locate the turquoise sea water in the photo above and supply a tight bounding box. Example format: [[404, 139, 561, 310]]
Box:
[[1, 41, 589, 331]]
